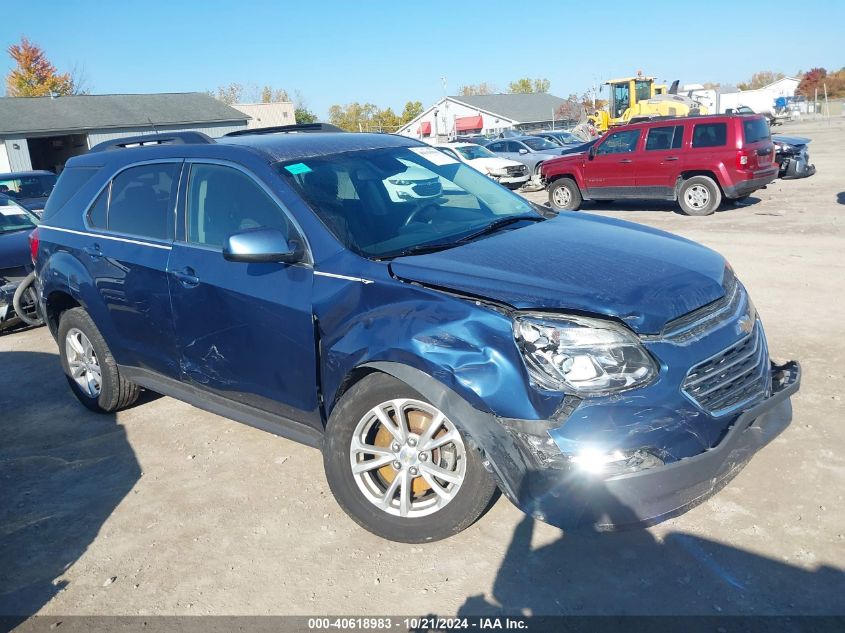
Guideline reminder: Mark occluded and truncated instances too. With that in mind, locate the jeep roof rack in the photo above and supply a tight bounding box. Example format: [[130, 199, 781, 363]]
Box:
[[224, 122, 346, 137], [89, 131, 215, 153]]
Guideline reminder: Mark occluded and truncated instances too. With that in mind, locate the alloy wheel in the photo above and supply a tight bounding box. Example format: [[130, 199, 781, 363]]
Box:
[[349, 398, 466, 518], [553, 185, 572, 207], [65, 328, 102, 397], [685, 184, 710, 210]]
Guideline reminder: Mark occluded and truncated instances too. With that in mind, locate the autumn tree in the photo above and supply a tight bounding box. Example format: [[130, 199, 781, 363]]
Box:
[[458, 82, 497, 96], [260, 86, 290, 103], [508, 78, 551, 94], [797, 67, 827, 97], [327, 100, 427, 132], [737, 71, 785, 91], [5, 37, 77, 97]]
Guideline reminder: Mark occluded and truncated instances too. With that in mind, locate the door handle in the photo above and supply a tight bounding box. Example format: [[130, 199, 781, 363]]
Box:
[[618, 159, 633, 164], [173, 267, 200, 287], [664, 157, 679, 162], [83, 244, 102, 259]]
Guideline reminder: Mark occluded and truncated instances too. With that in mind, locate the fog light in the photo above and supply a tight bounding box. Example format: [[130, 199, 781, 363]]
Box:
[[571, 447, 664, 476], [571, 448, 626, 474]]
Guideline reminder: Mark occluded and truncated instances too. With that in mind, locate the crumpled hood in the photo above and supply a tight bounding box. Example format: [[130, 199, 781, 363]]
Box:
[[0, 229, 32, 271], [772, 135, 811, 147], [389, 214, 729, 334]]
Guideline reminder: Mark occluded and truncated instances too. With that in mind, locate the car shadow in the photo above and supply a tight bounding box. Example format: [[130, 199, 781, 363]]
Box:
[[837, 192, 845, 205], [586, 197, 762, 214], [457, 478, 845, 619], [0, 351, 141, 621]]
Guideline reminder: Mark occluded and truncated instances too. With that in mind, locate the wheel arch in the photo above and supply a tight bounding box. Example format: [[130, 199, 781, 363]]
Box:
[[44, 290, 81, 337], [676, 170, 725, 199]]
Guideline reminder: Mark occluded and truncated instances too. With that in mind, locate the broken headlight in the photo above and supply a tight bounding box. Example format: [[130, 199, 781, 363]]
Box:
[[513, 314, 657, 395]]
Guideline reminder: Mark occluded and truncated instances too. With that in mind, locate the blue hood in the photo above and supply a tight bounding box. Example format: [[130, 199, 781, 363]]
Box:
[[0, 229, 32, 271], [389, 214, 728, 334]]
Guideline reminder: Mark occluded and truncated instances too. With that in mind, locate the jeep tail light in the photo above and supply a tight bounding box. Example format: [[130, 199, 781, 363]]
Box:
[[29, 227, 40, 265], [736, 150, 750, 169]]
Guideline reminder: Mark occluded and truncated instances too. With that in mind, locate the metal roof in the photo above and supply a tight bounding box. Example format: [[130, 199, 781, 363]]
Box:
[[0, 93, 248, 136], [447, 93, 569, 124]]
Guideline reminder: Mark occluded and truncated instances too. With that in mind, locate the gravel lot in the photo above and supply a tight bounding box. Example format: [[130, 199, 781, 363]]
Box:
[[2, 119, 844, 618]]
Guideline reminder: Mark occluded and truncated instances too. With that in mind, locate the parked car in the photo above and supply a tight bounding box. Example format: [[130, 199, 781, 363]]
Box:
[[533, 130, 585, 148], [558, 138, 600, 156], [381, 159, 443, 202], [0, 193, 41, 330], [454, 134, 494, 144], [541, 114, 778, 216], [436, 143, 529, 189], [772, 134, 815, 179], [0, 170, 57, 217], [34, 125, 799, 542], [483, 136, 567, 178]]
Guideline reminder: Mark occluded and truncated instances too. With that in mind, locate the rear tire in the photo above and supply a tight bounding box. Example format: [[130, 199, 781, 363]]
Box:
[[548, 178, 582, 211], [678, 176, 721, 216], [58, 307, 140, 413], [323, 373, 496, 543]]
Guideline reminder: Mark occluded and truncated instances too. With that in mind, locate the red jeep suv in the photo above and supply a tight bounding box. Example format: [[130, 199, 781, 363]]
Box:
[[541, 114, 778, 216]]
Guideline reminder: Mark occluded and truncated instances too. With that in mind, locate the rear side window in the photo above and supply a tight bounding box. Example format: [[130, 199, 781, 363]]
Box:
[[487, 141, 505, 152], [692, 123, 727, 148], [87, 186, 109, 228], [743, 118, 770, 144], [645, 125, 684, 151], [107, 163, 180, 240], [41, 167, 98, 221]]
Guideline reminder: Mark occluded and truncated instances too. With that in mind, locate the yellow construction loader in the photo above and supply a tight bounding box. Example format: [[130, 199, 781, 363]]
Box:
[[589, 72, 707, 133]]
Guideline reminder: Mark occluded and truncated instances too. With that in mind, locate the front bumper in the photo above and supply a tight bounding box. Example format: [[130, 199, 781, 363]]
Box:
[[497, 360, 800, 530], [779, 152, 816, 179]]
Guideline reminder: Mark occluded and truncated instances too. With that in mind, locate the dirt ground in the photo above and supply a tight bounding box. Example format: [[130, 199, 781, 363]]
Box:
[[2, 119, 844, 618]]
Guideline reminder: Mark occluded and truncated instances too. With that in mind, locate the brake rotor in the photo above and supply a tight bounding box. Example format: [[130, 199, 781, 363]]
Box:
[[374, 408, 446, 494]]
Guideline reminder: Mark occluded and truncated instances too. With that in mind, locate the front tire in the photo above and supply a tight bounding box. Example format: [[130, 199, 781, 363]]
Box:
[[323, 373, 496, 543], [548, 177, 582, 211], [678, 176, 721, 216], [58, 307, 140, 412]]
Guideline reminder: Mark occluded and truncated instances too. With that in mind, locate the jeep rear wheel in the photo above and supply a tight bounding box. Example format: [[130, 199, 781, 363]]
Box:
[[548, 178, 582, 211], [323, 373, 496, 543], [678, 176, 721, 216]]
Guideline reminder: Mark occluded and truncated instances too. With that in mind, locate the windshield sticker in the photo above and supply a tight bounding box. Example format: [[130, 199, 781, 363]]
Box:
[[285, 163, 313, 175], [0, 206, 25, 216], [409, 146, 459, 166]]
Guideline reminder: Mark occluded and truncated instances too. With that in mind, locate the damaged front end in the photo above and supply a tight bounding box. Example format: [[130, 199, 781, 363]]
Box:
[[773, 135, 816, 179]]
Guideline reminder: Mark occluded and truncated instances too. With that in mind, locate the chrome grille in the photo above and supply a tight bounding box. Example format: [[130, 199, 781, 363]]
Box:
[[682, 323, 770, 416], [506, 165, 527, 175]]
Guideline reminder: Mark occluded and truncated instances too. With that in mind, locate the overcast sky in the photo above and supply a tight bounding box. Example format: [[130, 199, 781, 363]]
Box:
[[3, 0, 843, 117]]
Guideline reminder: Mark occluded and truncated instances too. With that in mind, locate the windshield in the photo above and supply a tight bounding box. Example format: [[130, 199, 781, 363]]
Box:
[[277, 145, 539, 258], [0, 195, 38, 233], [0, 173, 56, 200], [455, 145, 495, 160], [555, 132, 580, 144], [522, 137, 557, 151]]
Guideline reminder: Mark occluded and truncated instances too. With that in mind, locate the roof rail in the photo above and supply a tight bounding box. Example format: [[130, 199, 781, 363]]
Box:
[[224, 122, 346, 137], [89, 131, 215, 153]]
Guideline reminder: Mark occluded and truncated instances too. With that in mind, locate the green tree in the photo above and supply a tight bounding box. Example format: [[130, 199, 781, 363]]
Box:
[[295, 107, 318, 123], [328, 102, 380, 131], [508, 77, 550, 94], [400, 100, 424, 123], [5, 37, 76, 97]]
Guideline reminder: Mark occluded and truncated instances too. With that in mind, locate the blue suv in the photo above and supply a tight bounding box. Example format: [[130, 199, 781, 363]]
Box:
[[32, 125, 800, 542]]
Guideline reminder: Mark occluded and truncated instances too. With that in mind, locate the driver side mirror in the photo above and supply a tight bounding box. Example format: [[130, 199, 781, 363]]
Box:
[[588, 144, 598, 160], [223, 227, 303, 264], [518, 148, 529, 155]]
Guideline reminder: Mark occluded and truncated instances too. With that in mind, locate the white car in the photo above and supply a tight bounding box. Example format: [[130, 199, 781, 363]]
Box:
[[436, 143, 529, 189], [382, 159, 443, 202]]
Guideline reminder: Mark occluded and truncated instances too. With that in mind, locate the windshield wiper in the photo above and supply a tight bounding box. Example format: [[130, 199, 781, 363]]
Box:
[[456, 214, 544, 244], [379, 240, 466, 259]]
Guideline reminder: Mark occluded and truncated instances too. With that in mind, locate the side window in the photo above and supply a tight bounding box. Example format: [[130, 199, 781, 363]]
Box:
[[187, 163, 292, 248], [487, 142, 504, 152], [671, 125, 684, 149], [87, 185, 109, 229], [645, 126, 676, 151], [596, 130, 641, 155], [692, 123, 727, 148], [506, 142, 523, 152], [108, 163, 179, 240]]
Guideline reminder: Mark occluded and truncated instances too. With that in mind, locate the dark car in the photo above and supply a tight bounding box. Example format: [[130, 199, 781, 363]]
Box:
[[33, 125, 799, 542], [772, 134, 815, 179], [0, 170, 57, 217], [0, 193, 41, 329], [542, 114, 778, 215]]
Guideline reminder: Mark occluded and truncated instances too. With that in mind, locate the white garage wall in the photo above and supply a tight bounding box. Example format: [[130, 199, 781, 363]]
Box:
[[3, 139, 31, 171], [86, 121, 248, 147]]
